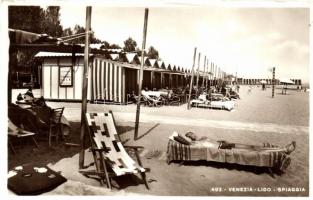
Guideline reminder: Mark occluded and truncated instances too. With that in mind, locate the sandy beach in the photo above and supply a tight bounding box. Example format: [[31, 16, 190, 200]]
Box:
[[9, 86, 309, 196]]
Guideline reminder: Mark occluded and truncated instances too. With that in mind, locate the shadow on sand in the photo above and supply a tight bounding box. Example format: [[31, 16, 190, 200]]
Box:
[[136, 123, 160, 140], [8, 122, 137, 170]]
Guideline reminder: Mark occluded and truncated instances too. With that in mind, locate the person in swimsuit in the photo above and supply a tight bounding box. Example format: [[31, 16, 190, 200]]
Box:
[[185, 132, 296, 154]]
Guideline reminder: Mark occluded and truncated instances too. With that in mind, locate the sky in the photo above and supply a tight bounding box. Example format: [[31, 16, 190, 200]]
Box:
[[59, 6, 310, 83]]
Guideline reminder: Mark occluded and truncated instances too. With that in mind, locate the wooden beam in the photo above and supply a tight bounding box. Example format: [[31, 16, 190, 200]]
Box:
[[79, 6, 92, 169], [187, 47, 197, 110], [195, 52, 201, 95], [134, 8, 149, 140], [202, 55, 206, 88]]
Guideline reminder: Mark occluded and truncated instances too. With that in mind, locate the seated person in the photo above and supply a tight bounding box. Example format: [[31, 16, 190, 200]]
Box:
[[198, 94, 208, 102], [225, 90, 231, 98], [128, 91, 138, 103], [221, 86, 227, 96], [229, 89, 240, 99], [141, 90, 162, 105], [32, 96, 47, 107], [23, 88, 34, 102], [17, 93, 23, 101], [184, 132, 296, 155], [8, 103, 38, 133]]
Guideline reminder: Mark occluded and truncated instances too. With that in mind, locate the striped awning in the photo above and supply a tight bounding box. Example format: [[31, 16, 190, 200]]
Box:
[[34, 52, 90, 57]]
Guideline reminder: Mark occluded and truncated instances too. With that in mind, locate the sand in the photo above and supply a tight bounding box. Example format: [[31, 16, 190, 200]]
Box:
[[9, 86, 309, 196]]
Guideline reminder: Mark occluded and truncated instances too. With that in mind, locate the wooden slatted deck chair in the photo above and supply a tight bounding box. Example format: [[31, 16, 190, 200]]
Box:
[[80, 111, 150, 189]]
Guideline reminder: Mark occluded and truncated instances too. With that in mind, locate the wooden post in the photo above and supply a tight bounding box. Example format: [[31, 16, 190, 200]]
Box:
[[217, 68, 221, 87], [187, 47, 197, 110], [151, 71, 155, 89], [202, 56, 206, 88], [272, 67, 275, 98], [214, 64, 217, 86], [212, 63, 214, 86], [212, 63, 215, 86], [205, 59, 209, 89], [8, 47, 15, 105], [134, 8, 149, 140], [38, 66, 43, 96], [79, 6, 92, 169], [195, 52, 201, 95], [169, 73, 172, 88], [209, 62, 213, 87]]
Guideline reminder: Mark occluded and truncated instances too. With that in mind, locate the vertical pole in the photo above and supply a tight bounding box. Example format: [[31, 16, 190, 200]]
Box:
[[217, 67, 220, 86], [151, 71, 154, 89], [169, 73, 172, 88], [210, 62, 213, 86], [187, 47, 197, 110], [195, 52, 201, 95], [79, 6, 92, 169], [38, 66, 43, 96], [205, 59, 209, 89], [202, 56, 206, 88], [272, 67, 275, 98], [214, 64, 217, 86], [220, 70, 223, 86], [8, 47, 15, 105], [134, 8, 149, 140]]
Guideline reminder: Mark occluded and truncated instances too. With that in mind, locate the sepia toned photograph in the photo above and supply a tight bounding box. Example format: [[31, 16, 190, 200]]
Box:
[[3, 1, 310, 197]]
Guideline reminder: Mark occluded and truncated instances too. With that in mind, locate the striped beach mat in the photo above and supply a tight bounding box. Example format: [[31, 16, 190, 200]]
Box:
[[167, 140, 291, 171], [166, 140, 226, 163], [86, 112, 145, 176]]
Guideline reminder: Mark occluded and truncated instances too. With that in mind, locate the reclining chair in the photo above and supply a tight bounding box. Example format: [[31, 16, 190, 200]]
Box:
[[141, 92, 163, 107], [80, 111, 150, 189], [8, 119, 39, 154]]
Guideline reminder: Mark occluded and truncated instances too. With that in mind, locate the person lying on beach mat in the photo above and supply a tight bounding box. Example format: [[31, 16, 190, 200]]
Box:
[[168, 132, 295, 171], [184, 132, 296, 154]]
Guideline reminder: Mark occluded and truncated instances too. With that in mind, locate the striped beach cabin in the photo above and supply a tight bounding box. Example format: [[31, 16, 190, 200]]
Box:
[[35, 51, 192, 104]]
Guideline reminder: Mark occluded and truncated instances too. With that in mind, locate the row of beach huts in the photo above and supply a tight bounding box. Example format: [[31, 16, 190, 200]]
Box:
[[35, 51, 226, 104], [34, 49, 302, 105]]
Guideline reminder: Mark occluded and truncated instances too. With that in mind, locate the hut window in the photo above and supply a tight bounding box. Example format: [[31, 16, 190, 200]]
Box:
[[59, 66, 73, 87]]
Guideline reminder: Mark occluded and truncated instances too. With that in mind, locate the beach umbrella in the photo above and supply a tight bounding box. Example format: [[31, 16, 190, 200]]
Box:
[[259, 80, 267, 84], [279, 78, 294, 95], [279, 78, 294, 85]]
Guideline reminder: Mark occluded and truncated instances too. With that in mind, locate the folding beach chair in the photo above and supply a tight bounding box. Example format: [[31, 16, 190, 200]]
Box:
[[80, 111, 150, 189], [168, 94, 181, 106], [142, 94, 162, 107], [8, 119, 39, 154]]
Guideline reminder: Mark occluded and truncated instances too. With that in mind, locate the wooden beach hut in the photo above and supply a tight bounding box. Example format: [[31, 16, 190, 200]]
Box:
[[35, 52, 87, 101], [36, 52, 135, 104], [35, 50, 192, 104]]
